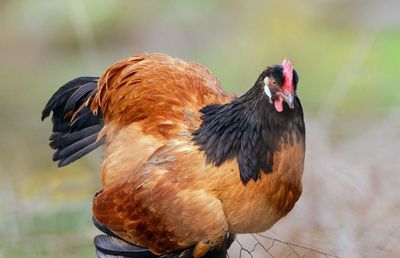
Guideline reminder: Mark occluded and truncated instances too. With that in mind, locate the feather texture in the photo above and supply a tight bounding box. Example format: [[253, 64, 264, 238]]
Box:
[[88, 54, 233, 186], [42, 77, 104, 167], [193, 83, 305, 183]]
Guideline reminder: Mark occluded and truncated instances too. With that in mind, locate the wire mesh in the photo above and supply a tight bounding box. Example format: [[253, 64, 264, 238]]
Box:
[[228, 234, 340, 258]]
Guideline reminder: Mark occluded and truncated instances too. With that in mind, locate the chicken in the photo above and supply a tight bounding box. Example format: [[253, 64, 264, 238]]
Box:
[[42, 54, 305, 258]]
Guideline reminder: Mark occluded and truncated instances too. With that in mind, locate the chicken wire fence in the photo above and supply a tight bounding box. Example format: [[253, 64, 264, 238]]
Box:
[[228, 234, 340, 258]]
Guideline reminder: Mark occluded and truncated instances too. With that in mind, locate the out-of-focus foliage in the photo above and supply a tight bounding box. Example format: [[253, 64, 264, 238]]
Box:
[[0, 0, 399, 257]]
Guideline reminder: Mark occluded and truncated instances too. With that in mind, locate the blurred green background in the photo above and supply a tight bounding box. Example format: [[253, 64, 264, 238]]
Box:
[[1, 0, 399, 257]]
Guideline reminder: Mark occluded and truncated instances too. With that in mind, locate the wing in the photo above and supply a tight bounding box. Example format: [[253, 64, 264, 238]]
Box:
[[89, 54, 234, 186], [90, 53, 233, 141]]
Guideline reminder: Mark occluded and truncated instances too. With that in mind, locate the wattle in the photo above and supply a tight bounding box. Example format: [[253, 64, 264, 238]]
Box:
[[274, 98, 283, 112]]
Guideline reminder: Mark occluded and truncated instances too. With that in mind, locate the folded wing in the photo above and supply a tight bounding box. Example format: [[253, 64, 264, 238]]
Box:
[[88, 54, 233, 186]]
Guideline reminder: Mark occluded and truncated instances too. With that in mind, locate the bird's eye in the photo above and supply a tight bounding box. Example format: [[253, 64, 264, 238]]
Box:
[[272, 80, 276, 86]]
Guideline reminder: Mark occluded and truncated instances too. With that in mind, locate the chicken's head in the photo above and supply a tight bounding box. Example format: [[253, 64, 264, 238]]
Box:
[[261, 59, 299, 112]]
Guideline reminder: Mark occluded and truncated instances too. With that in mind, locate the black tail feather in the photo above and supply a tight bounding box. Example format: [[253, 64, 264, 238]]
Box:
[[52, 131, 99, 160], [41, 77, 99, 122], [42, 77, 104, 167], [65, 80, 99, 111], [70, 108, 101, 131], [57, 136, 105, 167], [49, 124, 103, 150]]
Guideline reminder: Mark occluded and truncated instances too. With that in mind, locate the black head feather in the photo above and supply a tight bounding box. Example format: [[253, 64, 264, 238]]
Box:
[[193, 66, 305, 184]]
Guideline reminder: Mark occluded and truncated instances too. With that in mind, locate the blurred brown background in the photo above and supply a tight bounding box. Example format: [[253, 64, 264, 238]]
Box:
[[0, 0, 399, 257]]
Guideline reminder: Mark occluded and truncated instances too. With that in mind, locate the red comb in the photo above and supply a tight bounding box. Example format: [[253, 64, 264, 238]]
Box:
[[282, 59, 293, 92]]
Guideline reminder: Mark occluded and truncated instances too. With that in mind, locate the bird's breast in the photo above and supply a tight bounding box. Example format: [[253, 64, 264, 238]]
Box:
[[211, 139, 305, 234]]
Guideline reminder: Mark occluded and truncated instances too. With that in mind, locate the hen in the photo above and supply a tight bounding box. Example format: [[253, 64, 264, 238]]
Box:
[[42, 54, 305, 258]]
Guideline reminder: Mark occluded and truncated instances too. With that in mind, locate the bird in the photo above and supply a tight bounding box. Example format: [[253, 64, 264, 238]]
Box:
[[42, 54, 305, 258]]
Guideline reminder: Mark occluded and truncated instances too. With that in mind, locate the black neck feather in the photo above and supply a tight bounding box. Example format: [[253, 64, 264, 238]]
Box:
[[193, 87, 305, 184]]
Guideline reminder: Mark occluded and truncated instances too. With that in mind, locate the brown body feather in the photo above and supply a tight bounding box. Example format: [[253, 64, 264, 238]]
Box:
[[89, 54, 233, 186], [93, 138, 304, 255]]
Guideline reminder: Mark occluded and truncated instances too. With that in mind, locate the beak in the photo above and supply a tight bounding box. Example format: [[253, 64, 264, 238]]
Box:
[[282, 92, 295, 109]]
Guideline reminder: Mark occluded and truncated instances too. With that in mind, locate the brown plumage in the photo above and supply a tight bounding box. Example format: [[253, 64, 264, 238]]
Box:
[[42, 53, 305, 258], [90, 54, 233, 187]]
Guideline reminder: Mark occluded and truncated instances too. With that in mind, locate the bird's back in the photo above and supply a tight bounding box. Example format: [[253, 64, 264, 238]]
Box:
[[90, 54, 233, 186]]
